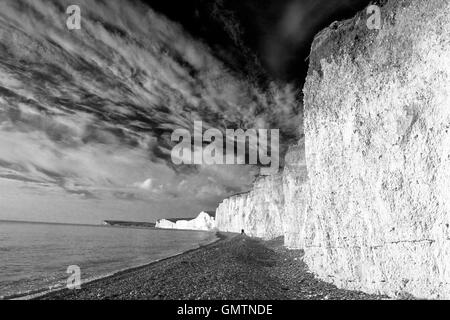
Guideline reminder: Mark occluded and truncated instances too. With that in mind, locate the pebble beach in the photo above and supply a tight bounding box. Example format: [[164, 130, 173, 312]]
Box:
[[39, 233, 385, 300]]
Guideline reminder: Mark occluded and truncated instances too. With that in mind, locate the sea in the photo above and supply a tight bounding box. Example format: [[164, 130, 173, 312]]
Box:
[[0, 220, 217, 299]]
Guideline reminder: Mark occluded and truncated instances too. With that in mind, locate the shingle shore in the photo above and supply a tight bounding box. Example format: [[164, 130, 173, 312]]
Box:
[[40, 233, 385, 300]]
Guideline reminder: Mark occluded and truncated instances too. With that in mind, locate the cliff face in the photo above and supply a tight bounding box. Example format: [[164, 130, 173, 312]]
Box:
[[156, 212, 216, 231], [302, 0, 450, 298], [215, 174, 285, 239], [282, 143, 308, 249], [215, 0, 450, 299], [215, 143, 307, 242]]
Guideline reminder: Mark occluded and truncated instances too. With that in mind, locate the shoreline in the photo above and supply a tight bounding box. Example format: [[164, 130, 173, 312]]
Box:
[[36, 234, 386, 300], [8, 231, 226, 301]]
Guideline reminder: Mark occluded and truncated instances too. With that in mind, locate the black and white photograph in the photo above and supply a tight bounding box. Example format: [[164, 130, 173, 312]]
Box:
[[0, 0, 449, 309]]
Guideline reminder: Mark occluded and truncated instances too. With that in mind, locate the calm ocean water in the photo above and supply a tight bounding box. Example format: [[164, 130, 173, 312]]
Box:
[[0, 220, 217, 298]]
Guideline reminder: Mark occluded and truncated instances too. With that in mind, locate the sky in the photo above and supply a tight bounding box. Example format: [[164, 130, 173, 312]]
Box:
[[0, 0, 371, 224]]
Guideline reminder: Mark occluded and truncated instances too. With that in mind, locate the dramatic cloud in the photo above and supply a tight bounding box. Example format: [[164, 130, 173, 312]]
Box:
[[259, 0, 371, 79], [0, 0, 300, 222]]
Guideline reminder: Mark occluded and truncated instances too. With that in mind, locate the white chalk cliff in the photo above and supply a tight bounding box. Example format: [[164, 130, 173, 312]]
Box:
[[215, 143, 307, 242], [156, 211, 216, 231], [216, 174, 285, 240], [215, 0, 450, 299]]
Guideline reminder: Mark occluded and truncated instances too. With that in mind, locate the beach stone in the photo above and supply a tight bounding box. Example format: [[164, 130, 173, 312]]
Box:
[[302, 0, 450, 298]]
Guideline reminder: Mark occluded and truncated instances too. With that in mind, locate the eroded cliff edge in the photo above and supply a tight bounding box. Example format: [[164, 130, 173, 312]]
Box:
[[216, 0, 450, 299]]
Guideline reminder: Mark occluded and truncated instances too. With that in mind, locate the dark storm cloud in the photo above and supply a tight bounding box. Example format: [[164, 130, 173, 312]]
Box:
[[0, 0, 299, 205], [262, 0, 372, 79], [162, 0, 371, 81]]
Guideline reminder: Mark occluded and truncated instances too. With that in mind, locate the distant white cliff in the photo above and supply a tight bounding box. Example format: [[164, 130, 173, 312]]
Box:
[[156, 211, 216, 231]]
